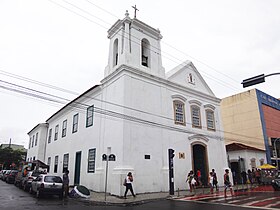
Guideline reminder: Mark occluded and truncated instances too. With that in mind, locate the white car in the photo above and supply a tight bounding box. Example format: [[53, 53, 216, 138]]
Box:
[[30, 174, 63, 199]]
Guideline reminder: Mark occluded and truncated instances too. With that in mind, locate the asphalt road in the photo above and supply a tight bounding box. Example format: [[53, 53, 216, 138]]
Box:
[[0, 180, 268, 210]]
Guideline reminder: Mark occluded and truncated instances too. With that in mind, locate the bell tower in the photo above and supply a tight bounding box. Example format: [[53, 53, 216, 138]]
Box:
[[104, 10, 165, 78]]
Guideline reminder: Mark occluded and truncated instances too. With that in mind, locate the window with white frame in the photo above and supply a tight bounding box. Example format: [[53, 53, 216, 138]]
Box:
[[206, 109, 215, 130], [54, 125, 59, 141], [35, 132, 38, 146], [29, 137, 31, 149], [48, 128, 52, 144], [88, 148, 96, 173], [173, 100, 185, 125], [86, 105, 94, 127], [62, 120, 67, 137], [191, 105, 201, 128], [63, 153, 69, 173], [259, 158, 264, 166], [47, 157, 51, 173], [72, 113, 79, 133], [54, 156, 58, 173]]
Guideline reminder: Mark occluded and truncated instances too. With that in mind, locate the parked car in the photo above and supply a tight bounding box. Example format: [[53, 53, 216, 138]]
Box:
[[0, 170, 7, 180], [22, 170, 45, 191], [30, 174, 63, 199], [271, 174, 280, 191], [2, 170, 11, 182], [5, 170, 18, 184]]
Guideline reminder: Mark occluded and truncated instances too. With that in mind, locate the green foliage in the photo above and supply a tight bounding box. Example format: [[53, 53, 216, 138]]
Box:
[[0, 147, 26, 169]]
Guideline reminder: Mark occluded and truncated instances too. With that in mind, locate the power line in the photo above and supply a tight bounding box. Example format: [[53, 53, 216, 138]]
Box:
[[47, 0, 243, 93], [0, 78, 268, 143], [0, 70, 262, 138]]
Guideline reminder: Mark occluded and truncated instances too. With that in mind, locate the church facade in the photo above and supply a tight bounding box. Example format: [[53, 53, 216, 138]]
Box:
[[27, 11, 228, 196]]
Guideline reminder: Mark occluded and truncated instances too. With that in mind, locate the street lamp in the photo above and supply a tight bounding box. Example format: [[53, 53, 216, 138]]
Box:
[[241, 72, 280, 88], [273, 138, 280, 174]]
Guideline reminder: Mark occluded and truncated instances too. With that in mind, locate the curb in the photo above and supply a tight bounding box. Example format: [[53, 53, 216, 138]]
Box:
[[70, 195, 169, 206]]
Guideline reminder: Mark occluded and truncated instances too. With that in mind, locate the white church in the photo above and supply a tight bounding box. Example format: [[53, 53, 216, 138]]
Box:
[[27, 10, 228, 196]]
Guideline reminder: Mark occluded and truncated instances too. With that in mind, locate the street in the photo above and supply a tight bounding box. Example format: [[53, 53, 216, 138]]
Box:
[[1, 180, 279, 210]]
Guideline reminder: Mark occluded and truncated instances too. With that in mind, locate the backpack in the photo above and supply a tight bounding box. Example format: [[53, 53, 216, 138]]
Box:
[[123, 178, 127, 186]]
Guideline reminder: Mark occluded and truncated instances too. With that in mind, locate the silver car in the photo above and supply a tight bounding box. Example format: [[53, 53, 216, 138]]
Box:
[[30, 174, 63, 199]]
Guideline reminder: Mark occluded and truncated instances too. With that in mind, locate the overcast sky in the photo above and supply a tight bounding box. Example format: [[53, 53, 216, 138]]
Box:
[[0, 0, 279, 148]]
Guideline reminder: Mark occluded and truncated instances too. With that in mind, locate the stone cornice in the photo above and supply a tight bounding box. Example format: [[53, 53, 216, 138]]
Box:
[[101, 64, 221, 104]]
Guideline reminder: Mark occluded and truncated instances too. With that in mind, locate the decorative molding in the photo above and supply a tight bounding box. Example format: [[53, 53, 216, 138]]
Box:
[[204, 104, 216, 110], [188, 134, 209, 143], [188, 99, 202, 106], [171, 94, 187, 102]]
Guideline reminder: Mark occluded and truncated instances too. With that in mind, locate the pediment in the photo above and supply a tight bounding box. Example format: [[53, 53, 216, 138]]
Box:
[[166, 61, 215, 96]]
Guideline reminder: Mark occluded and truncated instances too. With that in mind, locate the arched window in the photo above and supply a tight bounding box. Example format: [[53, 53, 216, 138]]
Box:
[[113, 39, 118, 66], [173, 100, 185, 125], [206, 109, 215, 130], [191, 105, 201, 128], [141, 38, 150, 67]]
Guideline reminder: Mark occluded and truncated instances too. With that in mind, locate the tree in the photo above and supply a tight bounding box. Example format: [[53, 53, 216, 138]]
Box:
[[0, 147, 26, 170]]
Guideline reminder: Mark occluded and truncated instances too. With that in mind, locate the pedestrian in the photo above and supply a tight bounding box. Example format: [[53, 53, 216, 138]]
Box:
[[186, 170, 196, 193], [212, 168, 218, 191], [63, 169, 69, 198], [224, 169, 233, 198], [241, 170, 247, 185], [209, 172, 214, 194], [196, 169, 201, 186], [247, 169, 253, 186], [255, 169, 261, 185], [123, 172, 136, 198]]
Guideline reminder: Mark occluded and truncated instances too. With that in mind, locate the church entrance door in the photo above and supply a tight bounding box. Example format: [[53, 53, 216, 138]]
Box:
[[192, 144, 208, 186]]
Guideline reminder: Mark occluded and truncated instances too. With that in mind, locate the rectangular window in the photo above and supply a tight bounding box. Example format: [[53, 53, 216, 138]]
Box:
[[33, 156, 36, 161], [173, 101, 185, 125], [29, 137, 31, 149], [32, 135, 35, 147], [86, 105, 94, 127], [63, 153, 69, 173], [72, 113, 79, 133], [191, 106, 201, 128], [206, 110, 215, 130], [88, 148, 96, 173], [54, 156, 58, 173], [35, 132, 38, 146], [48, 128, 52, 144], [62, 120, 67, 137], [47, 157, 51, 173], [54, 125, 59, 141]]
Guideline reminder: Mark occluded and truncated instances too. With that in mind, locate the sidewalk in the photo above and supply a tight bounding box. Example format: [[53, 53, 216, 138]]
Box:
[[69, 184, 273, 206]]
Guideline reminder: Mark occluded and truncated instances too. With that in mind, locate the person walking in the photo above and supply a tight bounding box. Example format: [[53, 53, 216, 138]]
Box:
[[209, 172, 214, 194], [186, 170, 196, 193], [224, 169, 233, 198], [63, 169, 70, 198], [212, 168, 218, 191], [123, 172, 136, 198]]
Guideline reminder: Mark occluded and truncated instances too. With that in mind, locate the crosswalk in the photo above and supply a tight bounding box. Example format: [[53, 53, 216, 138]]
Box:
[[175, 191, 280, 209]]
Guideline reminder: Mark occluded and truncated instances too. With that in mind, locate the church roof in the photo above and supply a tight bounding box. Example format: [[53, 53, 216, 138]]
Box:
[[46, 84, 100, 122], [226, 142, 265, 152]]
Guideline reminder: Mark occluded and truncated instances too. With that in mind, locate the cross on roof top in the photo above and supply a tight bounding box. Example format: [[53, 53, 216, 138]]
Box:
[[132, 5, 139, 18]]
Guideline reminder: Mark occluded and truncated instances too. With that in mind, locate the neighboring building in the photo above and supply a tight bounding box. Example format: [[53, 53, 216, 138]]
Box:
[[0, 143, 27, 153], [221, 89, 280, 172], [26, 123, 48, 162], [226, 142, 266, 184], [27, 11, 228, 196]]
